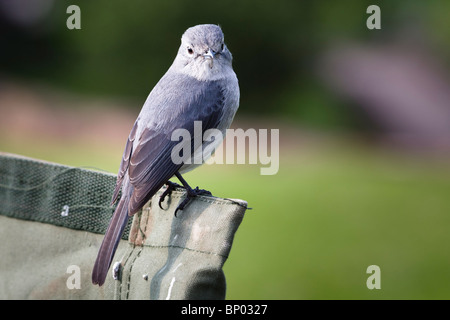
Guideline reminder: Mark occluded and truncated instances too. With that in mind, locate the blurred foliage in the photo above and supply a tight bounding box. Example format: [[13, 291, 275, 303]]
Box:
[[2, 0, 450, 130]]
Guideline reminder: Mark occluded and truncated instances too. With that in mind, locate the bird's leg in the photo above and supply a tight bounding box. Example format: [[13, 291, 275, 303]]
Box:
[[174, 172, 212, 216], [159, 180, 183, 210]]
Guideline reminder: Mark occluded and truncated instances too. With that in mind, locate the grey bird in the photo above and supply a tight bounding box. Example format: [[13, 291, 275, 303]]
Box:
[[92, 24, 240, 286]]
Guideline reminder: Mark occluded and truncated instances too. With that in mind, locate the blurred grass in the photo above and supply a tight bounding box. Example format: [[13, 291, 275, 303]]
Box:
[[1, 135, 450, 299], [194, 148, 450, 300]]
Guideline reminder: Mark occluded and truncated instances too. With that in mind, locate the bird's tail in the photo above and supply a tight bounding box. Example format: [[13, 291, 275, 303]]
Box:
[[92, 196, 130, 286]]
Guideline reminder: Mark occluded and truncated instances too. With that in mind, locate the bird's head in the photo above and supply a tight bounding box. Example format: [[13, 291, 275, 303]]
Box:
[[173, 24, 234, 81]]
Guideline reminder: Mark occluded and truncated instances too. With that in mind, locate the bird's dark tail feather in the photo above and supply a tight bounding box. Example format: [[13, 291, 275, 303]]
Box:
[[92, 197, 130, 286]]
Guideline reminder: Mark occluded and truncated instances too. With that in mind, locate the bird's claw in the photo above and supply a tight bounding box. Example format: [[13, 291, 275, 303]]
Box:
[[174, 187, 212, 217], [159, 181, 182, 210]]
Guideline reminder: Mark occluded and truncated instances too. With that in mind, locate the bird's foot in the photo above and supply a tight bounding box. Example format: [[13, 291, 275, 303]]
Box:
[[175, 186, 212, 217], [159, 181, 183, 210]]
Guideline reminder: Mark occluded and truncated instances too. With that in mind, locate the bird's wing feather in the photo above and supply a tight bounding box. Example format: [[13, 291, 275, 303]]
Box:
[[111, 120, 138, 204]]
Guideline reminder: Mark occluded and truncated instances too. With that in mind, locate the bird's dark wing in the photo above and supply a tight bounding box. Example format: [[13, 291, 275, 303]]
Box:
[[126, 75, 227, 215]]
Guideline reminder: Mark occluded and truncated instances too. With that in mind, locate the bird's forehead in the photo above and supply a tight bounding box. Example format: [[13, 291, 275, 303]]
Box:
[[182, 24, 224, 47]]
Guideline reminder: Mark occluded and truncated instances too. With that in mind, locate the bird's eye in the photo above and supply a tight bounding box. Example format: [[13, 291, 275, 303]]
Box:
[[220, 43, 224, 51], [187, 47, 194, 55]]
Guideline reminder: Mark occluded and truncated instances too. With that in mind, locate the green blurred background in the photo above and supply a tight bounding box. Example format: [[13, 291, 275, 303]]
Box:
[[1, 0, 450, 299]]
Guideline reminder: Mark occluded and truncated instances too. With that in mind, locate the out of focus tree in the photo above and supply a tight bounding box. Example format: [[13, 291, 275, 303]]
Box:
[[2, 0, 450, 132]]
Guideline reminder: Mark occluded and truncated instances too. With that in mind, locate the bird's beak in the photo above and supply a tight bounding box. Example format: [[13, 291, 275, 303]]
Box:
[[203, 48, 215, 68], [203, 48, 216, 60]]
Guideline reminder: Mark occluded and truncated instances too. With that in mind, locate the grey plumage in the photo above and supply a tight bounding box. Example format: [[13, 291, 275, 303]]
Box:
[[92, 24, 239, 286]]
